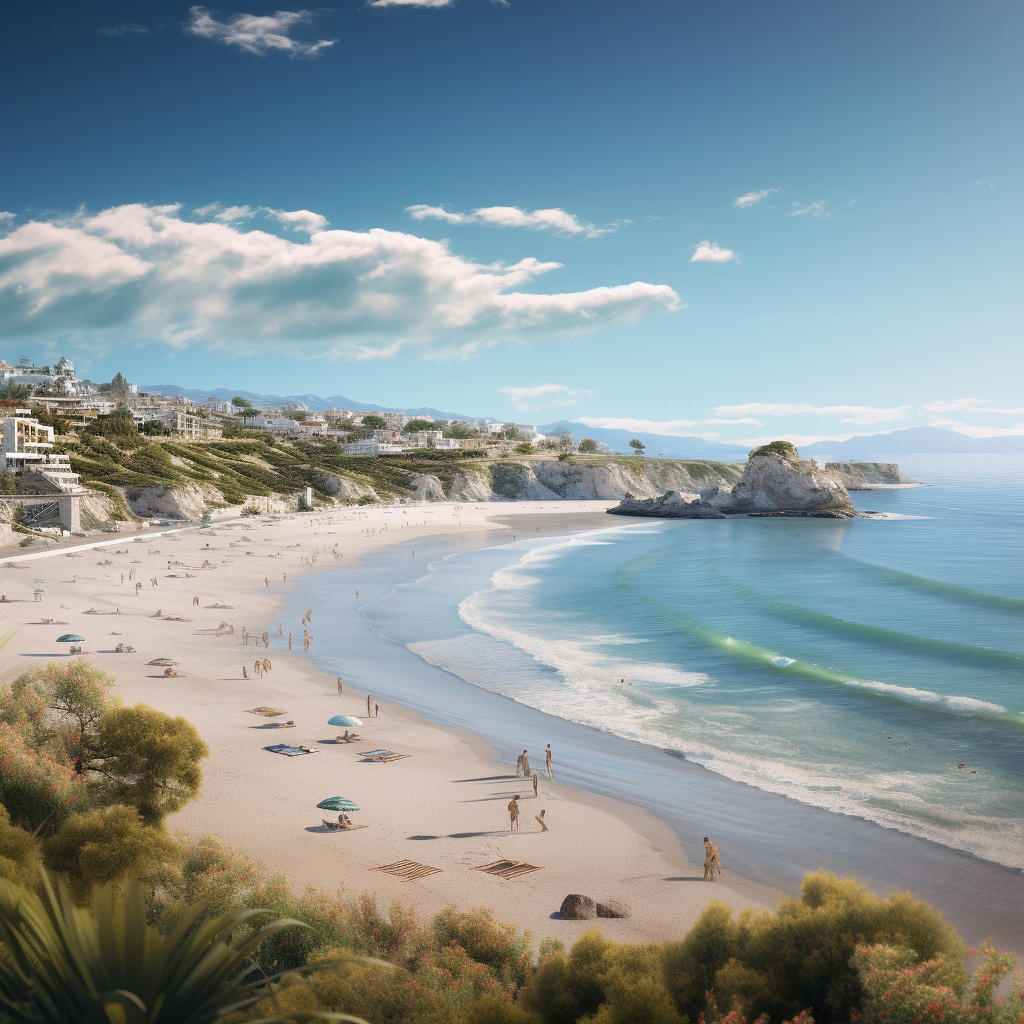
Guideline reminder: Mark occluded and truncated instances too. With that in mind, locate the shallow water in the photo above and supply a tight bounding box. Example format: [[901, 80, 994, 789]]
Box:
[[272, 454, 1024, 952]]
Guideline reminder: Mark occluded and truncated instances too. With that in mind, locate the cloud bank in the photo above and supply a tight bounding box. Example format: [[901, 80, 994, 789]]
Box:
[[714, 402, 910, 425], [407, 204, 626, 238], [498, 383, 594, 411], [0, 204, 679, 359], [186, 7, 336, 57]]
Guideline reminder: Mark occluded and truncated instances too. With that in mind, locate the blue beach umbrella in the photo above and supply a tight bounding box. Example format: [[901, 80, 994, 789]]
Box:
[[56, 634, 86, 643], [317, 797, 360, 812], [328, 715, 362, 728]]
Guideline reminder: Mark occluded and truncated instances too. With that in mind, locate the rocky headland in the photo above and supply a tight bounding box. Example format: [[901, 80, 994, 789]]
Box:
[[608, 442, 878, 520]]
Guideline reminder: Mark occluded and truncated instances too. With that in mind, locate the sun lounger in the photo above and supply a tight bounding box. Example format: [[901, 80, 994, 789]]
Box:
[[247, 707, 286, 717], [322, 819, 368, 831], [265, 743, 318, 756], [358, 749, 411, 763]]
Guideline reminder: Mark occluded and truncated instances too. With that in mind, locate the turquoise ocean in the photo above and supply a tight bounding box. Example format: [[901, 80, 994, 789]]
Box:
[[278, 454, 1024, 948]]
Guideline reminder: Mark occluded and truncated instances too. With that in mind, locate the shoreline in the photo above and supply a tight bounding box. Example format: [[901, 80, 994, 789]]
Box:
[[1, 500, 1020, 957], [0, 501, 787, 947]]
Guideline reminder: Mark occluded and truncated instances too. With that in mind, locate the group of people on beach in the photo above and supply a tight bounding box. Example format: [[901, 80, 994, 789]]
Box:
[[508, 743, 554, 831]]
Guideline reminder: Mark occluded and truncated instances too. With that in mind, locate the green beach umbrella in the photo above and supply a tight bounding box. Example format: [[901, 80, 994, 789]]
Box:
[[328, 715, 362, 728], [317, 797, 360, 812], [56, 634, 86, 643]]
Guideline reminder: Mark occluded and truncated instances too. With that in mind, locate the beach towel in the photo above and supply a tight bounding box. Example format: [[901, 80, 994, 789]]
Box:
[[359, 749, 411, 762], [247, 707, 286, 717], [265, 744, 318, 756]]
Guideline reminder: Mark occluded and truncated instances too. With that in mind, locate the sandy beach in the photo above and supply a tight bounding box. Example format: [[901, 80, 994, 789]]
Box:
[[0, 501, 787, 945]]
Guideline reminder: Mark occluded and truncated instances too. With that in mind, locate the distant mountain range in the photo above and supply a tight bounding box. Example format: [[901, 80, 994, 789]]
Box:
[[539, 422, 1024, 460], [142, 385, 475, 422], [537, 420, 752, 459], [799, 426, 1024, 458]]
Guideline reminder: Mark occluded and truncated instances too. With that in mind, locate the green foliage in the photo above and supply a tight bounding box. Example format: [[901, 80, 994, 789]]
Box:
[[853, 943, 1023, 1024], [432, 905, 533, 991], [361, 415, 387, 429], [515, 442, 534, 455], [0, 804, 41, 888], [41, 804, 179, 903], [0, 471, 17, 494], [241, 504, 263, 516], [83, 407, 144, 448], [94, 704, 208, 825], [0, 722, 88, 834], [748, 441, 799, 461], [404, 418, 437, 432], [578, 438, 599, 453], [444, 424, 477, 439], [664, 872, 962, 1024], [0, 870, 323, 1024], [232, 396, 253, 407], [140, 418, 171, 435], [557, 452, 573, 461], [628, 439, 645, 454]]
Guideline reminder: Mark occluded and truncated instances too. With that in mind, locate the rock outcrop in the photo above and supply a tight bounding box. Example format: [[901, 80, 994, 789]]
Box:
[[560, 894, 597, 920], [596, 900, 632, 919], [608, 453, 858, 519], [821, 461, 917, 488]]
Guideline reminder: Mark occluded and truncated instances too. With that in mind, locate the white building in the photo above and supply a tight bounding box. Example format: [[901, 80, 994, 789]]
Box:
[[432, 437, 461, 450], [404, 430, 444, 448], [0, 410, 81, 491], [206, 398, 233, 414]]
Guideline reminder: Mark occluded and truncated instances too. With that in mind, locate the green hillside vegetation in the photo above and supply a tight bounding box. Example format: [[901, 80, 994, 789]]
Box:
[[748, 441, 800, 461], [0, 660, 1019, 1024]]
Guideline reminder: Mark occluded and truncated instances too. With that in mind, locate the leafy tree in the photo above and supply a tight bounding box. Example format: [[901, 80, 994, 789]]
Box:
[[578, 438, 599, 453], [106, 371, 132, 399], [515, 442, 534, 455], [404, 418, 436, 433], [94, 705, 209, 825], [0, 871, 331, 1024], [240, 407, 262, 420], [0, 471, 17, 494], [291, 409, 309, 421], [362, 414, 387, 429], [444, 424, 477, 439], [41, 805, 179, 903], [748, 440, 799, 461], [0, 723, 87, 834], [139, 418, 171, 435], [628, 439, 645, 455], [0, 384, 31, 401], [231, 396, 253, 407], [82, 407, 143, 447]]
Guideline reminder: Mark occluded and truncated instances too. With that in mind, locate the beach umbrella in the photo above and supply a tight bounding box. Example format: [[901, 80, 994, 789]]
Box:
[[328, 715, 362, 728], [317, 797, 360, 812], [56, 634, 86, 643], [148, 658, 178, 666]]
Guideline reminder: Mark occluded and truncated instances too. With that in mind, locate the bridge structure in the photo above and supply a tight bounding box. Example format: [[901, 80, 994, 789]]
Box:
[[4, 492, 84, 533]]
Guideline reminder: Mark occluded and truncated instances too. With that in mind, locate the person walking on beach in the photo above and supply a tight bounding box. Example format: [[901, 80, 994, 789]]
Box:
[[535, 809, 548, 831], [522, 749, 530, 776], [703, 837, 722, 881], [375, 703, 379, 718], [508, 796, 520, 830], [532, 772, 539, 797], [516, 751, 524, 776], [546, 743, 552, 780]]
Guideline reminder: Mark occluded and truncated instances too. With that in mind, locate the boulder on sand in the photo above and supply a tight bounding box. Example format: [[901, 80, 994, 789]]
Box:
[[560, 894, 596, 920], [596, 900, 632, 918]]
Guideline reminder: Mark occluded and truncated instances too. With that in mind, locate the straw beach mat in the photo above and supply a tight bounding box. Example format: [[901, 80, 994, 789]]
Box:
[[472, 860, 544, 880], [371, 860, 442, 881]]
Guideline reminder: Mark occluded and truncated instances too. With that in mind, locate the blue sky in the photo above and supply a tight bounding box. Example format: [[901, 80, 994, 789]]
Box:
[[0, 0, 1020, 443]]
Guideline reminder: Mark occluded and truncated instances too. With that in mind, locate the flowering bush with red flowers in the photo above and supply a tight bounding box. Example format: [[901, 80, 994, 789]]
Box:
[[854, 943, 1023, 1024]]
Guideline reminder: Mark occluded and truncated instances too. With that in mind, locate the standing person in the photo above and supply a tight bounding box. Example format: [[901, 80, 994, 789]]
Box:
[[703, 837, 722, 881], [508, 796, 520, 830], [522, 749, 530, 776], [545, 743, 552, 780], [367, 694, 372, 718], [535, 809, 548, 831], [374, 703, 379, 718], [532, 772, 539, 797], [516, 751, 524, 776], [337, 677, 343, 695]]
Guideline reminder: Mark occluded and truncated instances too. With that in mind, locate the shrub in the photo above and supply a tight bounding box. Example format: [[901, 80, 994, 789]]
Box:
[[240, 503, 262, 516], [853, 943, 1022, 1024], [748, 441, 799, 461], [0, 723, 87, 834]]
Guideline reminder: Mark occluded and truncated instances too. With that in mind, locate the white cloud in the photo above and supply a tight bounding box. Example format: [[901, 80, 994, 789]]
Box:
[[733, 188, 777, 208], [498, 383, 594, 411], [690, 241, 738, 264], [186, 7, 336, 57], [0, 212, 16, 224], [973, 178, 1000, 189], [789, 201, 830, 218], [925, 419, 1024, 438], [99, 23, 152, 36], [406, 204, 625, 238], [704, 417, 764, 426], [193, 203, 328, 232], [714, 403, 911, 425], [736, 432, 862, 447], [0, 204, 679, 359], [922, 398, 1024, 415], [576, 417, 711, 437]]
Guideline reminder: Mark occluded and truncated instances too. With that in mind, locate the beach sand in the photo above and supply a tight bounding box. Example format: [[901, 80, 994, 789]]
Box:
[[0, 501, 786, 945]]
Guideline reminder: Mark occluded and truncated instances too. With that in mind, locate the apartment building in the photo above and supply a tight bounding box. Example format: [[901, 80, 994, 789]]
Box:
[[0, 410, 81, 491]]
